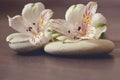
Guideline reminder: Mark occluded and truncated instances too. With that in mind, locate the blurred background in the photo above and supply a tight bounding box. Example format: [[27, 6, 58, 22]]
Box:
[[0, 0, 120, 47]]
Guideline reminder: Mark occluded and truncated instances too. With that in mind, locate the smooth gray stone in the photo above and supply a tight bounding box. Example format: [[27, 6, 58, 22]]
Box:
[[44, 39, 115, 55], [9, 41, 40, 53]]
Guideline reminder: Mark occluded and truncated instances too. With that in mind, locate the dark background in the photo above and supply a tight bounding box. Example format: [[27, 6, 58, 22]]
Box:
[[0, 0, 120, 43], [0, 0, 120, 80]]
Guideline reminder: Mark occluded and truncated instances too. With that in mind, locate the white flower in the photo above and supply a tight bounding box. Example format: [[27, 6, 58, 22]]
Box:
[[49, 1, 107, 42], [6, 2, 53, 52]]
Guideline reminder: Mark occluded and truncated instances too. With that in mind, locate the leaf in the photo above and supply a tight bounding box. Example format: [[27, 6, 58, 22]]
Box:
[[99, 33, 104, 39], [47, 29, 57, 34], [62, 38, 68, 43], [97, 24, 106, 28]]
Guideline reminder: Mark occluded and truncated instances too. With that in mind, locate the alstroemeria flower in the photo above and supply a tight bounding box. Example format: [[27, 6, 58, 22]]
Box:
[[6, 2, 53, 51], [49, 1, 107, 42]]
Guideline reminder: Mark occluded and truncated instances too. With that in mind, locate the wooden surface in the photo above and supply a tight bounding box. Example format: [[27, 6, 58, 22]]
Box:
[[0, 0, 120, 80]]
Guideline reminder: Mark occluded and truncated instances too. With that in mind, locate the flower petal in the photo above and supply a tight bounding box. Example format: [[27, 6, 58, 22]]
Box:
[[94, 26, 107, 39], [39, 9, 53, 29], [79, 2, 97, 35], [22, 2, 45, 26], [56, 36, 68, 41], [29, 29, 52, 46], [29, 33, 43, 46], [81, 26, 96, 39], [49, 19, 77, 39], [49, 19, 69, 34], [6, 33, 30, 43], [85, 1, 97, 16], [44, 27, 52, 41], [91, 13, 107, 27], [65, 4, 85, 26], [8, 15, 27, 33]]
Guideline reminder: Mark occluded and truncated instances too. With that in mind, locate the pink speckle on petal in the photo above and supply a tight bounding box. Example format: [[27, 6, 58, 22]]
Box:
[[32, 37, 35, 42], [37, 27, 40, 33], [88, 3, 92, 10]]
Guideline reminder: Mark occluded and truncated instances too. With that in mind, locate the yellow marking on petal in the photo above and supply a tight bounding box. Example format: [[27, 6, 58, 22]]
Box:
[[80, 32, 87, 37], [31, 32, 41, 42], [84, 15, 91, 25], [36, 42, 41, 46], [39, 18, 44, 28]]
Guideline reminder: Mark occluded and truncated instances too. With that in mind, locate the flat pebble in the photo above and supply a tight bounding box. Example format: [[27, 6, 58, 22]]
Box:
[[9, 41, 40, 53], [44, 39, 115, 55]]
